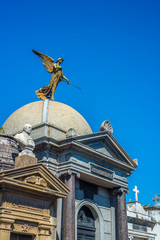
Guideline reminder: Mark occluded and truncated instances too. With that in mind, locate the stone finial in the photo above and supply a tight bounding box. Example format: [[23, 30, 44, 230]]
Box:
[[14, 124, 35, 157], [133, 186, 139, 202], [66, 128, 77, 138], [133, 158, 138, 166], [100, 120, 113, 134]]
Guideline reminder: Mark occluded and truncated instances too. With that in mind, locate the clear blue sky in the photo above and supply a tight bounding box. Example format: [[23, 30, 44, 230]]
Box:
[[0, 0, 160, 205]]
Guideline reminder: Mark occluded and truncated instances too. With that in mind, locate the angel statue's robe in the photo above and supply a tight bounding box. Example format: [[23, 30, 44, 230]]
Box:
[[36, 67, 63, 101]]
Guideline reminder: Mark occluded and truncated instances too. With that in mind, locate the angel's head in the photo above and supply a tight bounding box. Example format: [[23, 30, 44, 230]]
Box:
[[56, 58, 64, 65]]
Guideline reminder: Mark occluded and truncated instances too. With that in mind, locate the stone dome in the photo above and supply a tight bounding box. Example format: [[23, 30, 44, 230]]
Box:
[[3, 100, 92, 137]]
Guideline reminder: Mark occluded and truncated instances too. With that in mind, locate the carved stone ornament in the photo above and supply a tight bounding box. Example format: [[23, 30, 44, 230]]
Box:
[[66, 128, 77, 138], [100, 120, 113, 134], [22, 224, 30, 232], [14, 124, 35, 157], [24, 175, 47, 187], [133, 158, 138, 166]]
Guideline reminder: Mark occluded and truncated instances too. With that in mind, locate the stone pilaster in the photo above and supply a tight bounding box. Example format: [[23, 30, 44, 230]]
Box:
[[112, 187, 128, 240], [63, 174, 75, 240], [0, 218, 14, 240]]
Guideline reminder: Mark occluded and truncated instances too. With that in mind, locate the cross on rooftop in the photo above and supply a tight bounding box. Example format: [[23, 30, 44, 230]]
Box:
[[152, 194, 160, 205], [133, 186, 139, 202]]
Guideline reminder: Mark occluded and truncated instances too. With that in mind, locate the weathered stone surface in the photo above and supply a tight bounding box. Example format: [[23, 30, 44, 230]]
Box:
[[15, 155, 37, 168], [3, 101, 92, 138], [101, 208, 111, 221], [66, 128, 77, 138], [0, 163, 69, 240], [0, 134, 19, 171], [104, 233, 112, 240]]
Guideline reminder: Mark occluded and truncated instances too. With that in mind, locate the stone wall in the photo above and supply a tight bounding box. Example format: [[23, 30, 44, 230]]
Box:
[[0, 134, 18, 171]]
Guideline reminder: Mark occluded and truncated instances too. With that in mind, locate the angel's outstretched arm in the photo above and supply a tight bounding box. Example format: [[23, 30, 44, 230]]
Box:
[[63, 75, 70, 84]]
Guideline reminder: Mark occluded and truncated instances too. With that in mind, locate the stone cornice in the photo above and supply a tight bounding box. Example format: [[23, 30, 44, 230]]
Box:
[[57, 131, 137, 168], [128, 216, 156, 228], [72, 140, 135, 171], [41, 159, 128, 189], [35, 138, 135, 173]]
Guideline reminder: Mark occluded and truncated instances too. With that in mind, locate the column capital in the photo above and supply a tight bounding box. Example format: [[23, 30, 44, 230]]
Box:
[[0, 218, 14, 231], [0, 218, 14, 240], [56, 169, 80, 178], [111, 187, 129, 196], [38, 223, 53, 237], [129, 235, 133, 240]]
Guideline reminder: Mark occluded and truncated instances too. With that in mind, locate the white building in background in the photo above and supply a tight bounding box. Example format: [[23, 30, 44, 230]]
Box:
[[127, 186, 160, 240]]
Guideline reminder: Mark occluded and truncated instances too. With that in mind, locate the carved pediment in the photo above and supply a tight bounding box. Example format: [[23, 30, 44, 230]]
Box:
[[24, 175, 48, 187], [75, 133, 136, 169], [88, 141, 125, 162], [0, 163, 70, 198]]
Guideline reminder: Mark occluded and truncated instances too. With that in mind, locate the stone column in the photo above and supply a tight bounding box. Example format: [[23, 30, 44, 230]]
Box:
[[63, 174, 75, 240], [112, 187, 128, 240], [0, 218, 14, 240]]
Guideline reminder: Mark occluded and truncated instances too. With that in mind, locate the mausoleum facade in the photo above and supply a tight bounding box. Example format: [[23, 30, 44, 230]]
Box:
[[1, 99, 138, 240]]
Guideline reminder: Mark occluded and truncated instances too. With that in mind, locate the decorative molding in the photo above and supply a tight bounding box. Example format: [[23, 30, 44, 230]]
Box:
[[128, 216, 156, 228], [100, 120, 113, 134], [2, 202, 50, 215], [13, 223, 38, 235]]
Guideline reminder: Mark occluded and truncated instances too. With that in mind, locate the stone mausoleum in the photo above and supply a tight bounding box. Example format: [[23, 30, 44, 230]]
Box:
[[1, 99, 138, 240], [127, 186, 160, 240]]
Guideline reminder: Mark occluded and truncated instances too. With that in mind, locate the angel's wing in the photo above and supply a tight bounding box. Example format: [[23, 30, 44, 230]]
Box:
[[32, 49, 54, 73]]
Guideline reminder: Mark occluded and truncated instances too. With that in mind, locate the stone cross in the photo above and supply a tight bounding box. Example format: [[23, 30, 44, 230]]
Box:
[[152, 194, 160, 205], [133, 186, 139, 202]]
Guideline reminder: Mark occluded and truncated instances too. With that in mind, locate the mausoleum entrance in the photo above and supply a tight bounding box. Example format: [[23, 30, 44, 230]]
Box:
[[10, 233, 33, 240], [77, 206, 96, 240]]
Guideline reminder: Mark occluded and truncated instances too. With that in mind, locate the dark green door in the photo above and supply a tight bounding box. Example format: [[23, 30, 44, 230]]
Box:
[[77, 206, 96, 240]]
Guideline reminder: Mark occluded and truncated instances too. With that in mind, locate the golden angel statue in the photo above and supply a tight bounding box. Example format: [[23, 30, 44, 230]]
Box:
[[32, 49, 70, 101]]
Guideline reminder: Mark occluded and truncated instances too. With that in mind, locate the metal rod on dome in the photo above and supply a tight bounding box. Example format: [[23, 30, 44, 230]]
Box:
[[42, 99, 49, 122], [62, 79, 82, 90]]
